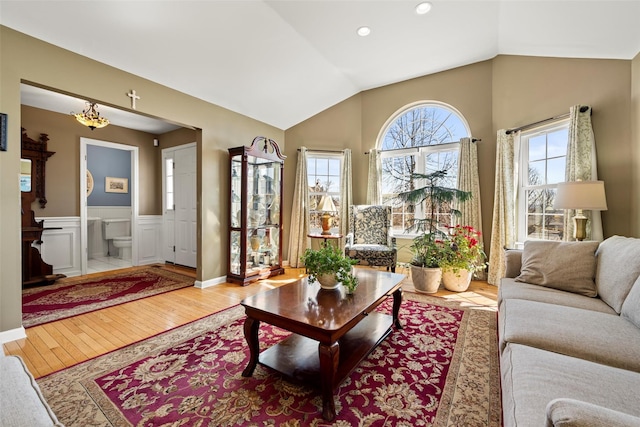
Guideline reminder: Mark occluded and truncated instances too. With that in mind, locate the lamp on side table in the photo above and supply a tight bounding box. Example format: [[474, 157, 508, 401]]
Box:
[[554, 180, 608, 241]]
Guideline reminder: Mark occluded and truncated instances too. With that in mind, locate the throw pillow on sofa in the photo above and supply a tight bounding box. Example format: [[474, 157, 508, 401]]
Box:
[[515, 240, 599, 297]]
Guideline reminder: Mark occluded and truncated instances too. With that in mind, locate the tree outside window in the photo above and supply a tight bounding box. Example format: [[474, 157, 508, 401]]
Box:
[[379, 103, 470, 236]]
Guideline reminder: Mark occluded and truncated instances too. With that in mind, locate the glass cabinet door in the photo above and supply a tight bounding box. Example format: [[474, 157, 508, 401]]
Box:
[[228, 137, 285, 285]]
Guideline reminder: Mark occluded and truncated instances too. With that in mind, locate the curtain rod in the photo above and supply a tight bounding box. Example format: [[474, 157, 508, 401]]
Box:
[[296, 148, 344, 153], [506, 106, 590, 135], [364, 138, 481, 154]]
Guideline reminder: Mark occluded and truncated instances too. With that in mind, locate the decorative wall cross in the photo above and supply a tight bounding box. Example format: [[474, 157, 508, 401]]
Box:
[[127, 90, 140, 109]]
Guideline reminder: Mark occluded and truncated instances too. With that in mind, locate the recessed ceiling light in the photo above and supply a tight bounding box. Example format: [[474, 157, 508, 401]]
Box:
[[415, 2, 432, 15], [357, 26, 371, 37]]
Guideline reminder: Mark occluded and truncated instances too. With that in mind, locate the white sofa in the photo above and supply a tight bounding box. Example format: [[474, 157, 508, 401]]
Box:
[[498, 236, 640, 427], [0, 346, 63, 426]]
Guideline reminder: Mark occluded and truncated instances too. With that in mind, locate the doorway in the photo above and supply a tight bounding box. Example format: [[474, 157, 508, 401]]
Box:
[[80, 138, 138, 275], [162, 143, 197, 268]]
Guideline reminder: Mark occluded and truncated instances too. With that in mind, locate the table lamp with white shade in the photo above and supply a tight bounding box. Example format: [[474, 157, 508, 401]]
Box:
[[553, 180, 608, 241], [318, 195, 338, 235]]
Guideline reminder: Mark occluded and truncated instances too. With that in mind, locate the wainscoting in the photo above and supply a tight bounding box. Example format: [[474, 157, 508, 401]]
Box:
[[36, 215, 164, 278]]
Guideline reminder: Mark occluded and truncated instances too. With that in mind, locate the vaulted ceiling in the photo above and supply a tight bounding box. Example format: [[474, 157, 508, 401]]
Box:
[[2, 1, 639, 131]]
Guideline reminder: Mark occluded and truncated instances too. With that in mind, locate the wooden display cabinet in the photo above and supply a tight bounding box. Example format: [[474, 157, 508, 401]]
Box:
[[227, 137, 285, 285]]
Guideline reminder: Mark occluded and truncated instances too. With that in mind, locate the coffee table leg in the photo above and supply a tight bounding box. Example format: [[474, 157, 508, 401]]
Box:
[[242, 316, 260, 377], [319, 341, 339, 421], [392, 288, 403, 329]]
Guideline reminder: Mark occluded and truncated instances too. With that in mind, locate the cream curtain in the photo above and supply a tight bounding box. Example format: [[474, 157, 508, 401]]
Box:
[[287, 147, 309, 267], [457, 138, 483, 232], [366, 148, 382, 204], [339, 149, 353, 248], [457, 138, 484, 279], [564, 105, 603, 241], [488, 130, 518, 285]]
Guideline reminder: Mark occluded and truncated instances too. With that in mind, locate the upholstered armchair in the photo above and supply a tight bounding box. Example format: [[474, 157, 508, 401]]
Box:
[[344, 205, 397, 272]]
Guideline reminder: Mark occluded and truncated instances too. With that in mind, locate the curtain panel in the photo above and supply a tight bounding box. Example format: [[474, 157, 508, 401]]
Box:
[[488, 130, 518, 285], [564, 105, 603, 241], [366, 149, 382, 205], [340, 149, 353, 249], [457, 137, 485, 279], [287, 147, 310, 267]]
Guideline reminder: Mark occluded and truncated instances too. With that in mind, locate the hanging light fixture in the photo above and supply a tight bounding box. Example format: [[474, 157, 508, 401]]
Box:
[[72, 102, 109, 130]]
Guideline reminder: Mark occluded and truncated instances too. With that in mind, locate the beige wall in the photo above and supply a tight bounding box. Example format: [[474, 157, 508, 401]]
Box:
[[0, 26, 283, 334], [632, 52, 640, 237], [285, 55, 637, 263], [492, 55, 633, 238]]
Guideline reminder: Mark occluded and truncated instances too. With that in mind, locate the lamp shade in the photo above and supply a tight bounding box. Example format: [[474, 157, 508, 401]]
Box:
[[318, 195, 337, 212], [554, 181, 608, 211]]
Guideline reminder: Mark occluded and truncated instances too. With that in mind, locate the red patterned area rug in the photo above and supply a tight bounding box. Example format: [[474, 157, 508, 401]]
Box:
[[37, 292, 500, 427], [22, 267, 194, 328]]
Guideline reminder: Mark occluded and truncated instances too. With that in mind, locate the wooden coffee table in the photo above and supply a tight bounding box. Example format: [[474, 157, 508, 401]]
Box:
[[241, 269, 404, 421]]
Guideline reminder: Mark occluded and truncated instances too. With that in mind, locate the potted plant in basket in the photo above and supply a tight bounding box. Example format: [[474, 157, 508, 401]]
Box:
[[301, 243, 359, 293], [408, 233, 447, 293], [397, 169, 472, 293], [439, 225, 486, 292]]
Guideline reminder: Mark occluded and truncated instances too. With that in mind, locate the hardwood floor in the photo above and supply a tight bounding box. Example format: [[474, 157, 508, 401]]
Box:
[[3, 264, 497, 379]]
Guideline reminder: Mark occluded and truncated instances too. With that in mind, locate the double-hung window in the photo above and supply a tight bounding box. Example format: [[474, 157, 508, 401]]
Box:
[[517, 121, 569, 242], [307, 154, 342, 234], [379, 102, 470, 236]]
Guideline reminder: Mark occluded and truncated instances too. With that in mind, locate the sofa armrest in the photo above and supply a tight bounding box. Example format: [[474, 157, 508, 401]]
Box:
[[1, 355, 63, 426], [504, 248, 523, 278], [546, 398, 640, 427]]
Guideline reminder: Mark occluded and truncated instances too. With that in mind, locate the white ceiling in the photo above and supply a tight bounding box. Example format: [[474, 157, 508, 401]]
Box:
[[2, 1, 640, 131]]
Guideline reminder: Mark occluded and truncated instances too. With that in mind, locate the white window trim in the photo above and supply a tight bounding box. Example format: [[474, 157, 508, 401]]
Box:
[[516, 119, 569, 244], [377, 101, 471, 238], [307, 152, 343, 234]]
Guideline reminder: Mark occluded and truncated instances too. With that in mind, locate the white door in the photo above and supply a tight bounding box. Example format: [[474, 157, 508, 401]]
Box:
[[163, 144, 197, 268]]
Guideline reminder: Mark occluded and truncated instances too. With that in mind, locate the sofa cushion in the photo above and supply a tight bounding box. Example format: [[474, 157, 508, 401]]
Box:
[[620, 275, 640, 329], [515, 240, 599, 297], [546, 398, 640, 427], [499, 299, 640, 372], [596, 235, 640, 313], [501, 343, 640, 427], [0, 355, 63, 426], [498, 278, 616, 314]]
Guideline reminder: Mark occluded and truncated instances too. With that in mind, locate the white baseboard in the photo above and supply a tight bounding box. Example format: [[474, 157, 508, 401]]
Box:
[[194, 275, 227, 289], [0, 326, 27, 345]]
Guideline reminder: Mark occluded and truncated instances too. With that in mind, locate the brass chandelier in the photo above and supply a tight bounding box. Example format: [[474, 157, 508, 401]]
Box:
[[72, 102, 109, 130]]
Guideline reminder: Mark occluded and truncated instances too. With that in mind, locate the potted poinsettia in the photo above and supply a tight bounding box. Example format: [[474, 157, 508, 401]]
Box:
[[439, 225, 486, 292]]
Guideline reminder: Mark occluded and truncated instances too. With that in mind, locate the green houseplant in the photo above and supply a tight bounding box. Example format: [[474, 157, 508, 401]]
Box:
[[301, 243, 359, 293], [397, 169, 472, 293]]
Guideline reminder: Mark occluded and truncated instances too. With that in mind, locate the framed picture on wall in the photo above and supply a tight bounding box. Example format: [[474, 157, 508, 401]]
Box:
[[0, 113, 7, 151], [105, 176, 129, 193]]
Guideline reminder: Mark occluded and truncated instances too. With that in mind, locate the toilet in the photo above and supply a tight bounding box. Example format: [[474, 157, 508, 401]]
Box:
[[102, 219, 132, 260], [112, 236, 132, 260]]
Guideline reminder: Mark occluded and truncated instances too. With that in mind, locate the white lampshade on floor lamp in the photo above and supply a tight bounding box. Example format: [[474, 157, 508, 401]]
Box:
[[554, 181, 608, 241], [318, 195, 338, 235]]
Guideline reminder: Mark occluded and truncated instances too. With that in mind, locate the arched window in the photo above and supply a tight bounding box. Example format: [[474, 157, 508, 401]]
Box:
[[378, 102, 470, 235]]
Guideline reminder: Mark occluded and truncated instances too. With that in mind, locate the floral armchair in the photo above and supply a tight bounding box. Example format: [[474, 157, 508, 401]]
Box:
[[344, 205, 397, 272]]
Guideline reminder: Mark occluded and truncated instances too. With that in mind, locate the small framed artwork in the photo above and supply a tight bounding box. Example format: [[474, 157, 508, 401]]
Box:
[[105, 176, 129, 193], [0, 113, 7, 151]]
